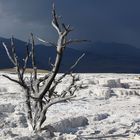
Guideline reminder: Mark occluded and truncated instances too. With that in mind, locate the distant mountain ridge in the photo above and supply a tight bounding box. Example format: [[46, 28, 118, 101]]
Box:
[[0, 37, 140, 73], [78, 41, 140, 56], [0, 37, 84, 72]]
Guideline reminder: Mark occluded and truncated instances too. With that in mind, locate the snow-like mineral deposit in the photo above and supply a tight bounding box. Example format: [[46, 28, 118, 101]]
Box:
[[0, 72, 140, 140]]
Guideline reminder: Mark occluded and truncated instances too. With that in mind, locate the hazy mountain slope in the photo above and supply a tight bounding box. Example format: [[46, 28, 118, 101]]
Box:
[[0, 37, 83, 72], [72, 42, 140, 73], [1, 37, 140, 73]]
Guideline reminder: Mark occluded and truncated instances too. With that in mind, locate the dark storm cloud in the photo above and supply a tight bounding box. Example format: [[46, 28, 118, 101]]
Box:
[[0, 0, 140, 47], [0, 0, 52, 40]]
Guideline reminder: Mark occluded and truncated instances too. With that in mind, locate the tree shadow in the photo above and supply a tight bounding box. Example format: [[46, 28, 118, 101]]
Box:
[[41, 124, 79, 134], [80, 133, 129, 139]]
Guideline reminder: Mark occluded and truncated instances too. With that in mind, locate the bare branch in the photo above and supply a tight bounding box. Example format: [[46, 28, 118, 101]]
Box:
[[70, 53, 85, 70], [36, 36, 56, 47], [31, 33, 37, 80], [3, 37, 27, 87], [45, 96, 75, 108], [2, 42, 15, 65], [48, 53, 85, 95], [62, 23, 73, 34], [66, 25, 71, 30], [29, 94, 39, 100], [22, 52, 31, 74], [55, 53, 85, 84], [61, 74, 79, 97], [48, 57, 54, 68], [62, 23, 71, 31], [29, 73, 36, 93], [52, 3, 61, 34], [65, 39, 89, 45], [2, 74, 25, 87], [48, 53, 83, 98], [38, 73, 51, 83], [11, 36, 16, 62], [26, 39, 30, 57], [10, 37, 24, 83], [22, 41, 32, 76]]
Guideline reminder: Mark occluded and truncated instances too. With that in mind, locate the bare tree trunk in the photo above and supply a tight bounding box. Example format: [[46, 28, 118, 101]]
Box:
[[2, 3, 87, 133], [24, 88, 34, 129]]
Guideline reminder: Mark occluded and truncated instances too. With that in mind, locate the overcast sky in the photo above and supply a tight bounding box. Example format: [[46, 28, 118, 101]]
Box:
[[0, 0, 140, 47]]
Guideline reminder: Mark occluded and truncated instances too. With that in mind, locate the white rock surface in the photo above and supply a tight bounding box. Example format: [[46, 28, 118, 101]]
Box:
[[92, 86, 112, 99], [98, 78, 122, 88], [0, 73, 140, 139], [52, 116, 88, 133]]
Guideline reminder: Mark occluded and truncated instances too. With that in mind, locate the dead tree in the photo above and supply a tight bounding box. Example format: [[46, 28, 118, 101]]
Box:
[[2, 4, 86, 132]]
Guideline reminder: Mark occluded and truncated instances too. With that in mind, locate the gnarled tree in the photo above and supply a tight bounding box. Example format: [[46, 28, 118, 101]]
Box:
[[2, 4, 86, 132]]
